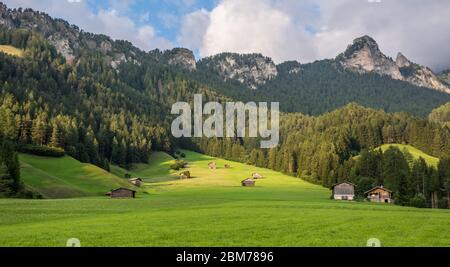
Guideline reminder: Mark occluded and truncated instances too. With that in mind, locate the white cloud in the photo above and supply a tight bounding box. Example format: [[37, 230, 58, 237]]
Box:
[[178, 9, 210, 52], [2, 0, 173, 51], [194, 0, 317, 63]]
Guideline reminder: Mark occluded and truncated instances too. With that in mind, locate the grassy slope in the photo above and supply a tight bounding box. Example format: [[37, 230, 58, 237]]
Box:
[[0, 150, 449, 247], [0, 45, 24, 57], [19, 154, 136, 198], [110, 152, 178, 183], [378, 144, 440, 167]]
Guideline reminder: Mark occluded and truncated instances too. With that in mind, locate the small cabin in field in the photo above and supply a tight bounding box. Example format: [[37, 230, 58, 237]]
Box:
[[208, 162, 217, 170], [106, 188, 136, 198], [365, 186, 393, 203], [179, 170, 191, 180], [331, 182, 355, 201], [224, 164, 231, 169], [252, 173, 263, 179], [128, 178, 143, 187], [242, 179, 256, 187]]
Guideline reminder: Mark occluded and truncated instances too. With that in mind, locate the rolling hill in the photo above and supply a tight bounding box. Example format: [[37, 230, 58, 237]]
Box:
[[377, 144, 440, 167], [110, 152, 179, 183], [19, 154, 136, 198], [353, 144, 440, 167], [0, 150, 449, 247]]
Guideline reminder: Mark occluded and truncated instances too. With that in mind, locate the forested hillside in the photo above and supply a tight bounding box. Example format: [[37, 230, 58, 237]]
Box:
[[0, 28, 226, 172]]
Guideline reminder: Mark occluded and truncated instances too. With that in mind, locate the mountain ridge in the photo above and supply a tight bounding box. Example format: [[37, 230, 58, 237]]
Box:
[[1, 1, 450, 118], [337, 35, 450, 94]]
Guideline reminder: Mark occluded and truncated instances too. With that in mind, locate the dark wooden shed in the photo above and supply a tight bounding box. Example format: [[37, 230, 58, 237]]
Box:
[[252, 172, 263, 179], [242, 179, 256, 187], [365, 186, 394, 203], [208, 162, 217, 169], [129, 178, 143, 187], [106, 188, 136, 198], [331, 182, 355, 201]]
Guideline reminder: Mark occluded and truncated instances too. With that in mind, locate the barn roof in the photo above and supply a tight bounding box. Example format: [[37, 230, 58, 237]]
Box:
[[111, 188, 137, 193], [330, 182, 356, 190], [364, 186, 392, 195]]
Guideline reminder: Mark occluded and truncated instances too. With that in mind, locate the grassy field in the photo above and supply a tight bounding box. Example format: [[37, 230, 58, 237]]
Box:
[[110, 152, 179, 183], [0, 150, 449, 247], [378, 144, 440, 167], [20, 154, 137, 198], [0, 45, 24, 57]]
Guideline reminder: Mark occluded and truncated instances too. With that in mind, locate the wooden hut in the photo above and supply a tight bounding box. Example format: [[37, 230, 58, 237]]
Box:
[[224, 164, 231, 169], [241, 179, 256, 187], [106, 188, 136, 198], [128, 178, 143, 187], [331, 182, 355, 201], [365, 186, 393, 203], [252, 172, 263, 179], [208, 162, 217, 170], [179, 170, 191, 180]]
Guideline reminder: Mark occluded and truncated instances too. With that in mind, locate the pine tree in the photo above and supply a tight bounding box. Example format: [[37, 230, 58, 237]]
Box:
[[50, 126, 62, 148], [437, 157, 450, 209]]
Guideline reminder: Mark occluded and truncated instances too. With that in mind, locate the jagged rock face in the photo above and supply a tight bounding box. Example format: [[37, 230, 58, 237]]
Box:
[[397, 53, 450, 94], [339, 35, 403, 80], [0, 3, 13, 28], [338, 35, 450, 94], [395, 52, 411, 68], [201, 53, 278, 89], [165, 48, 196, 70], [440, 70, 450, 86], [0, 3, 144, 68], [48, 33, 75, 64], [110, 53, 127, 69]]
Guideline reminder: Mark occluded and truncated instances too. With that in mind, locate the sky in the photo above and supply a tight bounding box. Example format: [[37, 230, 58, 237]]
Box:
[[2, 0, 450, 71]]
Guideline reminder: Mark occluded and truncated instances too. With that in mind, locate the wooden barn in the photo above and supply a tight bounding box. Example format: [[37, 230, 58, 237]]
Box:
[[208, 162, 217, 170], [128, 178, 143, 187], [365, 186, 393, 203], [242, 179, 256, 187], [179, 170, 191, 180], [252, 172, 263, 179], [331, 182, 355, 201], [106, 188, 136, 198]]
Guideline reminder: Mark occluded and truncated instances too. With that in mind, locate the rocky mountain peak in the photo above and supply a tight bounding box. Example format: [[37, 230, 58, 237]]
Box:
[[338, 35, 403, 80], [199, 53, 278, 89], [396, 52, 412, 68], [338, 35, 450, 94], [396, 53, 450, 94], [164, 48, 196, 70]]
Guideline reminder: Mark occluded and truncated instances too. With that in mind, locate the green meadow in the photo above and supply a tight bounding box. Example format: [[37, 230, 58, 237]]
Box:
[[0, 150, 449, 247], [19, 154, 136, 198], [377, 144, 440, 167]]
